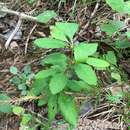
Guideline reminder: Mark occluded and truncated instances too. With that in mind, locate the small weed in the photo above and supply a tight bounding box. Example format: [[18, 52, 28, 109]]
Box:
[[10, 65, 34, 95]]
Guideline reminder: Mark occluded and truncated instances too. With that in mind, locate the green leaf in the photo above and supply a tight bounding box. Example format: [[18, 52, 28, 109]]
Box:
[[67, 80, 91, 92], [22, 65, 31, 75], [100, 20, 125, 36], [74, 43, 98, 62], [13, 106, 25, 116], [105, 51, 117, 65], [126, 31, 130, 38], [18, 84, 27, 90], [41, 52, 68, 69], [36, 10, 57, 23], [115, 39, 130, 48], [58, 94, 78, 126], [30, 79, 48, 96], [124, 1, 130, 14], [105, 0, 124, 12], [38, 97, 48, 106], [111, 72, 121, 83], [35, 68, 57, 79], [50, 25, 67, 42], [0, 94, 12, 113], [21, 114, 32, 125], [74, 63, 97, 85], [86, 57, 110, 68], [50, 22, 79, 41], [10, 76, 21, 86], [49, 73, 67, 94], [106, 93, 123, 103], [48, 95, 58, 121], [34, 38, 66, 48], [10, 66, 18, 75]]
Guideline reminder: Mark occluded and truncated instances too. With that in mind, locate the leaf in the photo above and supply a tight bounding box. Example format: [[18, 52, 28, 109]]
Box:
[[48, 95, 58, 121], [86, 57, 110, 68], [10, 66, 18, 75], [10, 76, 21, 86], [126, 31, 130, 38], [35, 68, 57, 79], [115, 39, 130, 48], [67, 80, 91, 92], [58, 94, 78, 126], [100, 20, 125, 36], [41, 52, 68, 69], [74, 43, 98, 62], [21, 114, 32, 125], [30, 79, 48, 96], [49, 73, 67, 94], [105, 51, 117, 65], [38, 97, 48, 106], [0, 94, 12, 113], [111, 72, 121, 83], [18, 84, 27, 90], [22, 65, 31, 75], [13, 106, 25, 116], [50, 22, 79, 41], [124, 1, 130, 14], [106, 93, 123, 103], [74, 63, 97, 85], [36, 10, 57, 23], [34, 38, 66, 48], [105, 0, 124, 12], [50, 25, 67, 42]]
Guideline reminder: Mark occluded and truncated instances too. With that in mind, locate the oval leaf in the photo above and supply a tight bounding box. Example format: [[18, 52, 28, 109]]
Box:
[[86, 57, 110, 68], [48, 95, 58, 121], [36, 10, 57, 23], [10, 66, 18, 75], [42, 52, 67, 69], [105, 51, 117, 65], [74, 63, 97, 85], [67, 80, 91, 92], [105, 0, 124, 12], [49, 73, 67, 94], [100, 20, 125, 36], [30, 79, 48, 96], [35, 68, 57, 79], [13, 106, 25, 116], [58, 94, 78, 126], [34, 38, 66, 48], [0, 94, 12, 113], [74, 43, 98, 62]]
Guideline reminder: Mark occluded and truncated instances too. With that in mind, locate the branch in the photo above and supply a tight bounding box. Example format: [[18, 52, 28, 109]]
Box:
[[0, 6, 37, 21], [5, 17, 22, 49]]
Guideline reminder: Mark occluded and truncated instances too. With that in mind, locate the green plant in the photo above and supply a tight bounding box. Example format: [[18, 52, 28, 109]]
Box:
[[10, 65, 34, 95], [31, 22, 110, 128]]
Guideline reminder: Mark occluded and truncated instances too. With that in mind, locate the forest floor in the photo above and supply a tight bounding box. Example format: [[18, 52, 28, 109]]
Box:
[[0, 0, 130, 130]]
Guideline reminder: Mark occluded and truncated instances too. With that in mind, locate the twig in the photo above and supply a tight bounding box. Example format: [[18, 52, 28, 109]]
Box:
[[5, 17, 22, 49], [0, 6, 37, 21], [0, 96, 42, 104], [78, 0, 101, 38], [25, 24, 37, 54]]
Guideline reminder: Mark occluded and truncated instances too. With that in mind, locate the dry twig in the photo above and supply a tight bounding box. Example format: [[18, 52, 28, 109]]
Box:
[[5, 18, 22, 49], [78, 0, 101, 39]]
